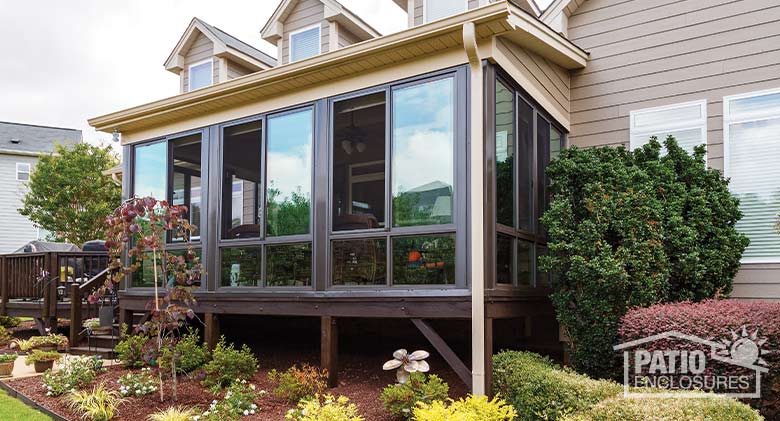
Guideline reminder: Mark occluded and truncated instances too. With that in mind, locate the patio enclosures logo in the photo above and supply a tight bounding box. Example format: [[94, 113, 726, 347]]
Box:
[[614, 328, 771, 398]]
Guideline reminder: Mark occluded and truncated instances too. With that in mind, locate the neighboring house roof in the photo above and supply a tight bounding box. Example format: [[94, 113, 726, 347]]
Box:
[[540, 0, 584, 22], [261, 0, 382, 43], [0, 121, 81, 155], [165, 18, 277, 74]]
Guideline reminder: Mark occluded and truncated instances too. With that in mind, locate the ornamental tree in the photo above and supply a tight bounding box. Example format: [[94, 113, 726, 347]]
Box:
[[539, 136, 748, 378], [101, 197, 202, 402]]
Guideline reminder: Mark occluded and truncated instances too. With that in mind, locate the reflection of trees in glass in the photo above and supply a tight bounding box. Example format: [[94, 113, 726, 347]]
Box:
[[496, 157, 514, 227], [392, 235, 455, 285], [266, 243, 312, 287], [392, 184, 452, 227], [220, 247, 261, 287], [332, 239, 387, 286], [266, 184, 310, 237]]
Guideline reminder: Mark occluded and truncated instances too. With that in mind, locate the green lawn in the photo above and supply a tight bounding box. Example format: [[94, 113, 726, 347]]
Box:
[[0, 389, 51, 420]]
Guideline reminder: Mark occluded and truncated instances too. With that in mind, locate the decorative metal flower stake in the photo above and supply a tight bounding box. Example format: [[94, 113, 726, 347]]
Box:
[[382, 349, 430, 384]]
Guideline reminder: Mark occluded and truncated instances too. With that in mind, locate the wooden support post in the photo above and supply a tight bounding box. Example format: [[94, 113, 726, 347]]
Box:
[[48, 253, 59, 319], [321, 316, 338, 388], [204, 313, 220, 351], [69, 284, 81, 346], [484, 317, 494, 396], [411, 318, 473, 390]]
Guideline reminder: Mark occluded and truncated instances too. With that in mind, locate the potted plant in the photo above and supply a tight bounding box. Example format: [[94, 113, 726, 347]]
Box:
[[83, 318, 110, 335], [28, 334, 69, 352], [25, 350, 61, 373], [0, 354, 17, 377]]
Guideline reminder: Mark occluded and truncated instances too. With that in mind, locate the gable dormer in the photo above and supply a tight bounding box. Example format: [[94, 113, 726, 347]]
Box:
[[261, 0, 381, 66], [398, 0, 539, 28], [166, 18, 277, 94]]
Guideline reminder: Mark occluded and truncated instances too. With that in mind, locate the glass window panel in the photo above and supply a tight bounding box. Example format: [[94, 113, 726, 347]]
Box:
[[630, 102, 706, 153], [171, 134, 202, 241], [728, 117, 780, 262], [132, 249, 201, 288], [267, 109, 313, 237], [496, 234, 513, 285], [222, 121, 262, 239], [729, 91, 780, 119], [496, 81, 515, 227], [332, 239, 387, 286], [518, 100, 534, 232], [517, 240, 533, 287], [290, 26, 321, 63], [550, 127, 563, 161], [333, 92, 387, 231], [221, 247, 261, 287], [633, 104, 702, 129], [392, 235, 455, 285], [133, 141, 167, 200], [535, 245, 549, 288], [537, 116, 551, 234], [189, 61, 212, 91], [631, 128, 704, 155], [392, 78, 454, 227], [266, 243, 312, 287], [425, 0, 466, 22]]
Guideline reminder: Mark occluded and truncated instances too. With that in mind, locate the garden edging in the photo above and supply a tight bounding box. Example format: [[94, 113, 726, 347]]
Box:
[[0, 378, 69, 421]]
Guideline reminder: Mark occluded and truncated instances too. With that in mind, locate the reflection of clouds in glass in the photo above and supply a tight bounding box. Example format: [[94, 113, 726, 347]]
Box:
[[393, 129, 452, 193], [134, 142, 166, 199], [267, 144, 312, 201]]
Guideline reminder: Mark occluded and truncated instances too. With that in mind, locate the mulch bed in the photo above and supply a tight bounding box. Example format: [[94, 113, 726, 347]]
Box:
[[5, 350, 467, 420]]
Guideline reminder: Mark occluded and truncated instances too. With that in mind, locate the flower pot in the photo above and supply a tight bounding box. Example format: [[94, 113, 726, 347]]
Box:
[[0, 360, 14, 377], [92, 326, 111, 335], [33, 360, 54, 373], [35, 345, 57, 352]]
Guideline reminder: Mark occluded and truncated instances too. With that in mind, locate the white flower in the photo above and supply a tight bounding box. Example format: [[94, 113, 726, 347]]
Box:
[[243, 410, 249, 416], [250, 404, 257, 409], [250, 410, 255, 415], [193, 417, 200, 421]]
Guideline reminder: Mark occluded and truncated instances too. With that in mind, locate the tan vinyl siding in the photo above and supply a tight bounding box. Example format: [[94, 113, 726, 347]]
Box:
[[414, 0, 423, 25], [281, 0, 326, 65], [497, 38, 571, 125], [0, 154, 40, 253], [337, 26, 361, 48], [226, 60, 254, 80], [182, 32, 216, 92], [567, 0, 780, 298]]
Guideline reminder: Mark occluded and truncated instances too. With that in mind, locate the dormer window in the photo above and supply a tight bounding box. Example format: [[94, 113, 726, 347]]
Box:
[[189, 59, 213, 91], [424, 0, 467, 23], [289, 25, 321, 63]]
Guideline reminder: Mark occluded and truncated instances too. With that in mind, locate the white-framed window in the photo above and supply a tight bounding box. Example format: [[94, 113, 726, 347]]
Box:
[[724, 87, 780, 263], [16, 162, 30, 181], [424, 0, 468, 23], [629, 100, 708, 155], [188, 59, 213, 91], [289, 25, 321, 63]]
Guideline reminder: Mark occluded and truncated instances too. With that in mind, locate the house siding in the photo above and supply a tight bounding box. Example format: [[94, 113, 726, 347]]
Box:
[[226, 60, 254, 80], [281, 0, 328, 65], [413, 0, 479, 26], [337, 25, 361, 48], [0, 154, 40, 253], [566, 0, 780, 299], [182, 32, 217, 92]]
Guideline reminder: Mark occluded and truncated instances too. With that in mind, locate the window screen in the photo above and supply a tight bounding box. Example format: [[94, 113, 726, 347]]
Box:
[[189, 60, 212, 91], [630, 100, 707, 154], [290, 26, 321, 62], [425, 0, 466, 22]]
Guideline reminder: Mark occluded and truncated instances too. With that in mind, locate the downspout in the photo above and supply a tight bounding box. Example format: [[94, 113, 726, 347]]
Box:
[[463, 21, 486, 396]]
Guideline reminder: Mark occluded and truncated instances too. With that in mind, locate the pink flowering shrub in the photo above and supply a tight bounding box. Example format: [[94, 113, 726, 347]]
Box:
[[619, 299, 780, 418]]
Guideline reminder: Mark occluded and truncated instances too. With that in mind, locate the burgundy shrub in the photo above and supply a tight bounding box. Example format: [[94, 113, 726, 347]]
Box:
[[619, 299, 780, 418]]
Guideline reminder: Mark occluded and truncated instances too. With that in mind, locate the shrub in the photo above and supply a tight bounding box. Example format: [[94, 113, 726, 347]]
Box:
[[0, 315, 21, 328], [493, 351, 621, 421], [201, 337, 257, 390], [381, 372, 449, 419], [285, 394, 363, 421], [620, 299, 780, 419], [15, 334, 69, 351], [413, 395, 517, 421], [0, 326, 13, 345], [67, 383, 123, 421], [197, 380, 262, 420], [148, 406, 199, 421], [118, 367, 157, 397], [114, 326, 150, 368], [159, 329, 209, 375], [540, 137, 748, 377], [25, 350, 61, 365], [561, 396, 762, 421], [42, 355, 105, 396], [268, 363, 328, 403], [0, 353, 17, 363]]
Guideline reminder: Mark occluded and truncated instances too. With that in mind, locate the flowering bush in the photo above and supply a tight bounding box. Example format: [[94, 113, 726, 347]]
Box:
[[118, 368, 158, 397], [286, 394, 363, 421], [413, 395, 517, 421], [14, 334, 69, 351], [202, 337, 257, 391], [620, 299, 780, 419], [42, 355, 105, 396], [381, 372, 449, 419], [268, 363, 328, 403], [195, 380, 262, 421]]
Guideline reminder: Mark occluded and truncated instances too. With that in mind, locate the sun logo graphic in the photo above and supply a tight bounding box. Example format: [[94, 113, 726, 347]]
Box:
[[614, 326, 772, 399]]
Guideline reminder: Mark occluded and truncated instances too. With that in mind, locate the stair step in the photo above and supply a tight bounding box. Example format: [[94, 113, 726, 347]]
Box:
[[70, 346, 115, 358]]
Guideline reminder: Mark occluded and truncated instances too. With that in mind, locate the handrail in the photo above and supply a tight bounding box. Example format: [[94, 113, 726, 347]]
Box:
[[69, 268, 111, 346]]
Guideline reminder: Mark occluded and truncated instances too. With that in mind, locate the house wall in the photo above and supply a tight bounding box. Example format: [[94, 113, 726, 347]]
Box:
[[281, 0, 329, 65], [0, 154, 40, 253], [337, 25, 361, 48], [226, 60, 254, 80], [565, 0, 780, 299], [181, 32, 218, 92], [413, 0, 482, 26]]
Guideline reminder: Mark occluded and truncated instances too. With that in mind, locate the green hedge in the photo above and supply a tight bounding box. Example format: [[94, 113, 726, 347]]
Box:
[[493, 351, 762, 421]]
